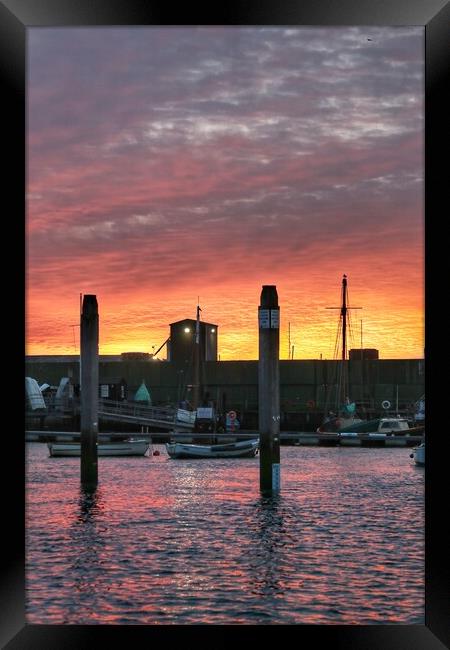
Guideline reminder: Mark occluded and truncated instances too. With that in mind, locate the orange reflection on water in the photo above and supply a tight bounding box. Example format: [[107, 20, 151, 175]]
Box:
[[26, 444, 424, 624]]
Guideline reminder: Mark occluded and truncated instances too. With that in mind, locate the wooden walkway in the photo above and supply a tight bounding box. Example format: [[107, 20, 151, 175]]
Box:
[[97, 399, 194, 431]]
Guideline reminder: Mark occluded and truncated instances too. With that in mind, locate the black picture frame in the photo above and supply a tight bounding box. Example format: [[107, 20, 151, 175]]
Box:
[[3, 0, 449, 647]]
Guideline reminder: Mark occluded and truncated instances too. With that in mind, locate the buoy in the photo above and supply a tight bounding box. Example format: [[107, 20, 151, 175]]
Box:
[[306, 400, 315, 408], [381, 400, 391, 410], [153, 450, 160, 456], [228, 410, 237, 421]]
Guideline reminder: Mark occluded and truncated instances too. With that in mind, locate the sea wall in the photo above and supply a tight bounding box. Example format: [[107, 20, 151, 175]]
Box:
[[25, 357, 424, 413]]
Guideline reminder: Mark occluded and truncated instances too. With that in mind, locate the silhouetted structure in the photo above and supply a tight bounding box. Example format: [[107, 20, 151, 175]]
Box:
[[258, 285, 281, 493], [168, 318, 218, 365], [80, 295, 99, 490]]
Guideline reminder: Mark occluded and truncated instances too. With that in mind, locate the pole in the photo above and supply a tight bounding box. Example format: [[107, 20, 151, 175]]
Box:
[[326, 275, 362, 410], [80, 294, 99, 490], [192, 304, 201, 409], [258, 285, 280, 493], [342, 275, 347, 363], [341, 276, 347, 407], [361, 319, 364, 409], [288, 322, 291, 360], [79, 293, 82, 390]]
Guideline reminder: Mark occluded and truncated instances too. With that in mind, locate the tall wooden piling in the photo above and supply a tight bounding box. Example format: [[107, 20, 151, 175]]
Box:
[[258, 285, 280, 493], [80, 294, 99, 489]]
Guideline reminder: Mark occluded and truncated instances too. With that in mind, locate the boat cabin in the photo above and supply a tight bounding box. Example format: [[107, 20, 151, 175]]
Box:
[[338, 417, 411, 435], [377, 418, 410, 434]]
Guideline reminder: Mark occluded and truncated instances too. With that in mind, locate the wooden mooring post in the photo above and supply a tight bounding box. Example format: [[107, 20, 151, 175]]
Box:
[[80, 294, 99, 490], [258, 285, 281, 493]]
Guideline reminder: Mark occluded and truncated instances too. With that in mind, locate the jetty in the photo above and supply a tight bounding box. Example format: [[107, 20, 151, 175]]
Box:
[[26, 429, 423, 448]]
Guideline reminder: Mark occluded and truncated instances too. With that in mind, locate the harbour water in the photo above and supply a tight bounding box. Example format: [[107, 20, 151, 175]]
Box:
[[26, 443, 424, 625]]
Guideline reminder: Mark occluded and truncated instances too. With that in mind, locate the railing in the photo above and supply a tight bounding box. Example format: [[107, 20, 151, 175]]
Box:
[[99, 399, 176, 421], [97, 399, 195, 430]]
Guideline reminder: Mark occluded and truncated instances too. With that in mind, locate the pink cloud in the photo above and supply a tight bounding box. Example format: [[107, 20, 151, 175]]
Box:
[[26, 27, 424, 359]]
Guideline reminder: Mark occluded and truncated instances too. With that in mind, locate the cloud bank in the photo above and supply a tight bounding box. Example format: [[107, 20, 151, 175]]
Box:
[[27, 27, 424, 359]]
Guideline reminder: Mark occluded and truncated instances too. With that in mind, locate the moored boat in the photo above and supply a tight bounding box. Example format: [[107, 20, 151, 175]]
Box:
[[166, 438, 259, 459], [410, 441, 425, 466], [338, 417, 411, 435], [47, 439, 150, 457]]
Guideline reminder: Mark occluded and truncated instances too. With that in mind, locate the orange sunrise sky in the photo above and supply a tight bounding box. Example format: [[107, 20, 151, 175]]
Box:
[[26, 27, 424, 360]]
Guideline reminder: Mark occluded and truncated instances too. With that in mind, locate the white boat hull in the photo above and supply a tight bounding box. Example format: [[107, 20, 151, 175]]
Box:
[[166, 439, 259, 459], [412, 442, 425, 466], [48, 440, 150, 457]]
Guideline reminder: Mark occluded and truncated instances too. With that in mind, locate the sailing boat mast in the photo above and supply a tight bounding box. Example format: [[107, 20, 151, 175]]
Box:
[[341, 274, 348, 362], [326, 275, 362, 408]]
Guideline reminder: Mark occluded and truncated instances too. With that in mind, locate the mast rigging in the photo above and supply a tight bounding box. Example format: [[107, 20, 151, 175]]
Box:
[[326, 274, 362, 407]]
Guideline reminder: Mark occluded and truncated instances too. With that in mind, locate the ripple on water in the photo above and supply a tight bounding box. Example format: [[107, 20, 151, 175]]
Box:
[[26, 444, 424, 624]]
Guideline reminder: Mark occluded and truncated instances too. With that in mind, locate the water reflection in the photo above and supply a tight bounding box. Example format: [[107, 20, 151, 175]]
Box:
[[247, 495, 285, 597], [77, 486, 104, 522], [26, 444, 424, 624], [69, 487, 107, 615]]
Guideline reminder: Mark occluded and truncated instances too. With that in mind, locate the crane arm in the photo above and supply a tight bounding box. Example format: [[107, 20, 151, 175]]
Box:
[[152, 337, 170, 357]]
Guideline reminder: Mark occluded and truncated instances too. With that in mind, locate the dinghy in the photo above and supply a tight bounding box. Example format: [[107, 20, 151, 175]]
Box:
[[48, 439, 150, 457], [166, 438, 259, 459]]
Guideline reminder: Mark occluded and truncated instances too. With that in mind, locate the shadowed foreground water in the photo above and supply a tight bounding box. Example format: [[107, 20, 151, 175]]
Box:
[[26, 443, 424, 624]]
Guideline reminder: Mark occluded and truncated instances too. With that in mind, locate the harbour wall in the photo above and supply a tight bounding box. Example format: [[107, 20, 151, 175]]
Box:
[[26, 357, 424, 430]]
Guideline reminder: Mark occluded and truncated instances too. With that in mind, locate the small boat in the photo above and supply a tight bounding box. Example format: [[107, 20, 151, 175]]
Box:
[[318, 413, 362, 433], [166, 438, 259, 459], [338, 417, 411, 435], [410, 441, 425, 466], [47, 439, 150, 457]]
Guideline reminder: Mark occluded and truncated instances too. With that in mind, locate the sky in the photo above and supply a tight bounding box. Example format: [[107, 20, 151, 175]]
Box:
[[26, 26, 424, 360]]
